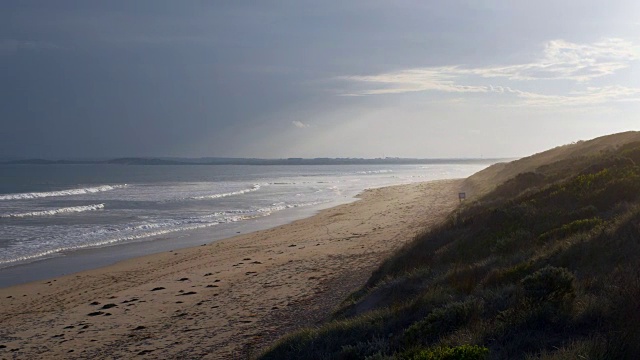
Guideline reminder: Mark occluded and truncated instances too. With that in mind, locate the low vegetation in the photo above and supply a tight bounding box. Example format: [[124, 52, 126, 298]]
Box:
[[260, 134, 640, 359]]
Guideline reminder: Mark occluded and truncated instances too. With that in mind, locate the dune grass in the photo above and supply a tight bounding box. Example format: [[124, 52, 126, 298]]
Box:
[[259, 135, 640, 360]]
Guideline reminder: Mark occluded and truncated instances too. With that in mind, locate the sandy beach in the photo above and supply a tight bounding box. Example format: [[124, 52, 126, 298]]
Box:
[[0, 179, 463, 359]]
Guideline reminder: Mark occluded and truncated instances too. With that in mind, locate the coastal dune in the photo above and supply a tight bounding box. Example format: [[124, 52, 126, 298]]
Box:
[[0, 179, 465, 359]]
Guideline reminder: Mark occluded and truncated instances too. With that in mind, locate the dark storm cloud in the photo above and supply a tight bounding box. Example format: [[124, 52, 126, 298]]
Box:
[[1, 1, 638, 158]]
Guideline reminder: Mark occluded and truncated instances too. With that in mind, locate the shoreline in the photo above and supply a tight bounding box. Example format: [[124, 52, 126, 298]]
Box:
[[0, 179, 464, 359], [0, 196, 357, 288]]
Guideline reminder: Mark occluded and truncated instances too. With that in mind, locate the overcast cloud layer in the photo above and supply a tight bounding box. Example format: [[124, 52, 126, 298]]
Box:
[[1, 1, 639, 159]]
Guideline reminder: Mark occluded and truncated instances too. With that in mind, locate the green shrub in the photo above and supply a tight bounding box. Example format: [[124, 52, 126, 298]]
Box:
[[538, 218, 603, 242], [491, 229, 534, 255], [402, 299, 483, 346], [519, 266, 576, 322], [482, 262, 531, 288], [402, 345, 489, 360], [338, 337, 390, 360], [521, 266, 575, 305]]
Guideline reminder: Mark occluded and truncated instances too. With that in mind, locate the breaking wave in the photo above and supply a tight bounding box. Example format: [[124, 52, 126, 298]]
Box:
[[0, 199, 325, 268], [190, 184, 262, 200], [355, 170, 393, 174], [0, 185, 127, 201], [1, 204, 105, 218]]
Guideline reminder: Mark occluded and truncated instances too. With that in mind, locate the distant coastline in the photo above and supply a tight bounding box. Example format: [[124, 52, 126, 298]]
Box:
[[2, 157, 507, 166]]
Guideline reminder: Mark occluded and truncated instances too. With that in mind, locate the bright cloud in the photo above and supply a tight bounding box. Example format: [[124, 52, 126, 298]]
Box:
[[292, 120, 310, 128], [339, 38, 640, 106], [460, 38, 638, 82]]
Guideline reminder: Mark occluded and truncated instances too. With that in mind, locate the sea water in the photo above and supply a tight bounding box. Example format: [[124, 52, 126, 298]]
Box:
[[0, 163, 491, 279]]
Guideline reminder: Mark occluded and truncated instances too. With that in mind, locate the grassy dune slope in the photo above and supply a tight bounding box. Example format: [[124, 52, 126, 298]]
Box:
[[260, 132, 640, 360], [464, 131, 640, 197]]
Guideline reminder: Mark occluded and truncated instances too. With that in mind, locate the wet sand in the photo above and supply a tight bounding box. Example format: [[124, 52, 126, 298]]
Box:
[[0, 179, 463, 359]]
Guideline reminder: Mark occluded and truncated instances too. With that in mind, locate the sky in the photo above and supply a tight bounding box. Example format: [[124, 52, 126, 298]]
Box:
[[1, 1, 640, 159]]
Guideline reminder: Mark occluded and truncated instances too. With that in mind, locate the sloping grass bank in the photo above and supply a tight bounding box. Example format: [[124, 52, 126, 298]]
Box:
[[259, 134, 640, 360]]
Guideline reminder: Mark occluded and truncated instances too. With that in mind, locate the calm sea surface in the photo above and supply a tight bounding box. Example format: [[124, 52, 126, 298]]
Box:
[[0, 163, 490, 272]]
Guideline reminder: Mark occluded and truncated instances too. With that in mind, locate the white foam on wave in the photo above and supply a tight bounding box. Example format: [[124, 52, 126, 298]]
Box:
[[190, 184, 263, 200], [256, 201, 327, 214], [1, 203, 105, 218], [0, 215, 251, 267], [0, 199, 326, 268], [0, 185, 127, 201], [355, 170, 393, 175]]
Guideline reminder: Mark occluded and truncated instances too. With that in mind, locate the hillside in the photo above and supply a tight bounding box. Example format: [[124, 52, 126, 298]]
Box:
[[463, 131, 640, 197], [260, 132, 640, 360]]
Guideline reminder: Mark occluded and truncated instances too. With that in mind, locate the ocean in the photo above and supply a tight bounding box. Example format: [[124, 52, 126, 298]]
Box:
[[0, 163, 490, 286]]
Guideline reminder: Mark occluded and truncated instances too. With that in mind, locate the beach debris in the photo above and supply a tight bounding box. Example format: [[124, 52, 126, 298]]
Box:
[[87, 311, 104, 316]]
